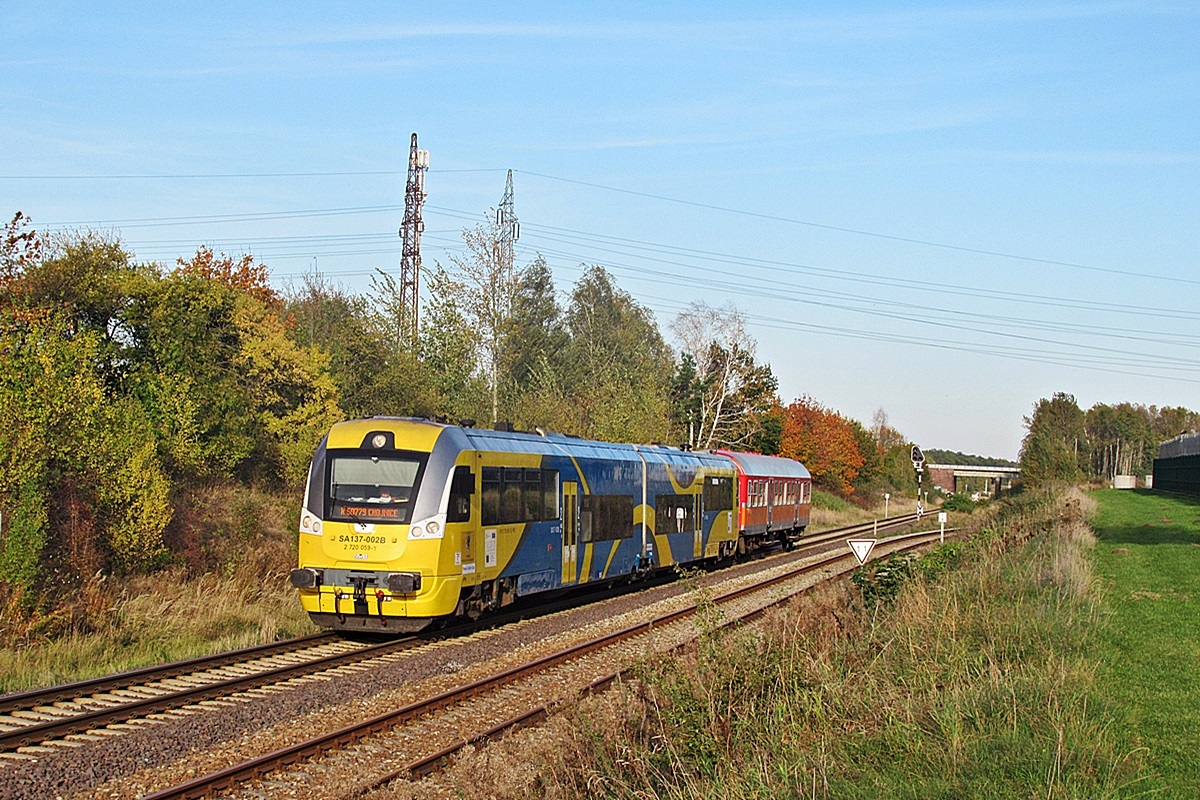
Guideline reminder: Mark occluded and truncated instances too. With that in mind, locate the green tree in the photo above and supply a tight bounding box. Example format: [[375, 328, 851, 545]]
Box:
[[125, 250, 343, 486], [500, 256, 569, 418], [0, 310, 170, 602], [285, 272, 398, 419], [420, 266, 488, 423], [564, 265, 674, 443], [1086, 403, 1152, 480], [1019, 392, 1086, 485]]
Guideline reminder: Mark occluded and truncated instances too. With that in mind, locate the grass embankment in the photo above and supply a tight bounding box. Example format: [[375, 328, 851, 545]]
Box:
[[1092, 488, 1200, 793], [810, 488, 919, 530], [424, 487, 1155, 800], [0, 486, 315, 694]]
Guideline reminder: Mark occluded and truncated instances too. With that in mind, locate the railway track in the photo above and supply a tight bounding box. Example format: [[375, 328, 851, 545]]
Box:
[[0, 509, 932, 777], [142, 524, 949, 800], [0, 633, 383, 754]]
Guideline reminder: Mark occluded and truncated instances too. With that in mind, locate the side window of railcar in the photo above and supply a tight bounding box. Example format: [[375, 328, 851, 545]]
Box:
[[542, 469, 560, 520], [702, 476, 733, 511], [523, 469, 542, 521], [501, 468, 522, 522], [656, 494, 696, 535], [448, 466, 474, 523], [482, 467, 502, 525], [481, 466, 559, 525], [581, 494, 634, 542]]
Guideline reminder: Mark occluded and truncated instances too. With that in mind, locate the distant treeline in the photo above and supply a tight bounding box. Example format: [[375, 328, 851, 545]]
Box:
[[1019, 392, 1199, 485], [924, 449, 1017, 467]]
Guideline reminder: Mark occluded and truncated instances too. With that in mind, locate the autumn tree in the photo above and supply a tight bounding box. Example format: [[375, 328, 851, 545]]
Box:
[[124, 249, 341, 486], [780, 395, 865, 495], [1151, 406, 1200, 442], [1, 212, 44, 295]]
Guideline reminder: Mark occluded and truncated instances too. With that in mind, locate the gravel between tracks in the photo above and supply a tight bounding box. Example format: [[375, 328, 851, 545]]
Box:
[[1, 544, 847, 800]]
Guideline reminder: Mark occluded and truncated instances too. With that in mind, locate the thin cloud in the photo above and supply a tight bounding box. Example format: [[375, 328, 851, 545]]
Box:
[[967, 148, 1198, 165]]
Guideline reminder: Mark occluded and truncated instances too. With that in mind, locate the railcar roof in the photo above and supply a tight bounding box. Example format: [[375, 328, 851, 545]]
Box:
[[709, 449, 812, 480], [349, 417, 732, 469], [460, 427, 730, 469]]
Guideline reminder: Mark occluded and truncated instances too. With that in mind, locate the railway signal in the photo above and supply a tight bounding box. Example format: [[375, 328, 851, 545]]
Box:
[[912, 444, 925, 518], [911, 444, 925, 470]]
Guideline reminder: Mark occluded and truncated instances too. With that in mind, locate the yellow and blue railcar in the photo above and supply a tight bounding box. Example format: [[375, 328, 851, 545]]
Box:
[[291, 417, 737, 633]]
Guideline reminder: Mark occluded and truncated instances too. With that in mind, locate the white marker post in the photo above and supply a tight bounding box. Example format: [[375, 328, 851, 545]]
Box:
[[938, 511, 947, 544], [848, 538, 876, 565]]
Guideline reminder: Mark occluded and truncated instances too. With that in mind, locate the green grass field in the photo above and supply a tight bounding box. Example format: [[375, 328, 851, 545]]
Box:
[[1092, 488, 1200, 796]]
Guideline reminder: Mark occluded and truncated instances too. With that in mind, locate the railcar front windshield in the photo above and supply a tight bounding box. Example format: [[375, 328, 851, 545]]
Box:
[[327, 453, 427, 524]]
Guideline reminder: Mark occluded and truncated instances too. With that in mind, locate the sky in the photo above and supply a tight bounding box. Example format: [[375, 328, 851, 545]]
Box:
[[2, 2, 1197, 460]]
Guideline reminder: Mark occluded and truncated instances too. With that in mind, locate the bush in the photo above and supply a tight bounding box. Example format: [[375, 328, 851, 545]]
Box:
[[942, 493, 980, 513], [812, 489, 855, 512]]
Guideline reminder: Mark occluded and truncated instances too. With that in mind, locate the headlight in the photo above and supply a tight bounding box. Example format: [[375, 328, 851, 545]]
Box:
[[299, 510, 323, 536], [407, 515, 446, 540]]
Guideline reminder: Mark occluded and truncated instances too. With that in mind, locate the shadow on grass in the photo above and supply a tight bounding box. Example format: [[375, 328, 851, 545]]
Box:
[[1096, 489, 1200, 546]]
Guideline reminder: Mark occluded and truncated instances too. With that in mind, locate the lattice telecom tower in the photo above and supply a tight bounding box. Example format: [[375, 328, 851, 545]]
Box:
[[398, 133, 430, 342], [495, 169, 519, 270]]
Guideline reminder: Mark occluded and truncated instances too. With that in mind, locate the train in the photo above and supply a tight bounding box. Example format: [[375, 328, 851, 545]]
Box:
[[290, 417, 812, 633]]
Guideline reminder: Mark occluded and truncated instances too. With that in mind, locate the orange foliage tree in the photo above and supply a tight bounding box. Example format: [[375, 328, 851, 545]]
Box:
[[780, 395, 865, 495], [178, 245, 279, 308]]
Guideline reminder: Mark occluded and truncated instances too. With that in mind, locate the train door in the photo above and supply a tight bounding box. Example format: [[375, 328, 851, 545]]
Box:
[[693, 494, 702, 559], [451, 465, 476, 578], [767, 480, 774, 529], [562, 482, 578, 585]]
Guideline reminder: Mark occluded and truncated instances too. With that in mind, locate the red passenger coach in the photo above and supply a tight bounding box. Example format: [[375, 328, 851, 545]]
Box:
[[712, 450, 813, 553]]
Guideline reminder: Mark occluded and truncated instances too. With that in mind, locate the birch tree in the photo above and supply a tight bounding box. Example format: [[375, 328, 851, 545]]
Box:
[[439, 216, 519, 425], [670, 301, 776, 449]]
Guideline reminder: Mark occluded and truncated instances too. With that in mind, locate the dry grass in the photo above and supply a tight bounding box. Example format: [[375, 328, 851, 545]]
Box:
[[809, 491, 921, 531], [0, 484, 315, 693]]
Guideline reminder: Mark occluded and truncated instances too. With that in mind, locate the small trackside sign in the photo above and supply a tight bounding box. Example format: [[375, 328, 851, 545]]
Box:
[[848, 539, 876, 565]]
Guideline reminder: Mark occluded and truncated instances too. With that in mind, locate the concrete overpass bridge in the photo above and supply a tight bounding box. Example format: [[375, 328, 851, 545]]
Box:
[[926, 463, 1019, 497]]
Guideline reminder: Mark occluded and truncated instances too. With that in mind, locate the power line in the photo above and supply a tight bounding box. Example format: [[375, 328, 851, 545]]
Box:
[[42, 204, 405, 229], [511, 220, 1199, 322], [0, 168, 500, 180], [628, 289, 1200, 386], [525, 242, 1200, 372], [517, 170, 1200, 288]]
